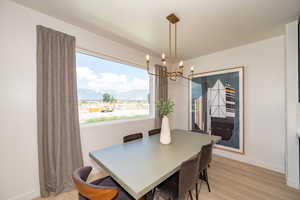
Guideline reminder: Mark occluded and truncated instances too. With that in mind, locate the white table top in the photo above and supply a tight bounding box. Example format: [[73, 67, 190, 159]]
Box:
[[89, 129, 221, 199]]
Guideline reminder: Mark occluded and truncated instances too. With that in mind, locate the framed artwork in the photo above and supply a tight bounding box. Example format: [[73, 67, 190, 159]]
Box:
[[189, 67, 244, 154]]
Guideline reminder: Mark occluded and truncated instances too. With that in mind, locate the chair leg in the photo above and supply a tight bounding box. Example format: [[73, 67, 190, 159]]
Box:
[[204, 169, 211, 192], [189, 190, 193, 200], [196, 182, 199, 200], [198, 172, 203, 192], [195, 183, 198, 200]]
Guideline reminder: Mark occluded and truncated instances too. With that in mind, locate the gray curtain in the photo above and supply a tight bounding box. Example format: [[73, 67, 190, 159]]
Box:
[[154, 64, 168, 128], [37, 25, 83, 197]]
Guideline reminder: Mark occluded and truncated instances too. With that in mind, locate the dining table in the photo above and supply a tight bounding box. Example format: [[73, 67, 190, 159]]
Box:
[[89, 129, 221, 199]]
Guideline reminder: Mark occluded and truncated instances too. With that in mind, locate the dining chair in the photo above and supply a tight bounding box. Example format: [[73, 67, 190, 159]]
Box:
[[123, 133, 143, 143], [197, 141, 214, 193], [154, 152, 201, 200], [148, 128, 161, 136], [72, 166, 134, 200]]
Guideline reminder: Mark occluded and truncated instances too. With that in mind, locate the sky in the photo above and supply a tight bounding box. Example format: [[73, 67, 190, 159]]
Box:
[[76, 52, 149, 93]]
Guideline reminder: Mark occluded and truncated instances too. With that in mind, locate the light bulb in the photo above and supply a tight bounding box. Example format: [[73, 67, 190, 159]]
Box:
[[146, 54, 150, 61], [162, 53, 165, 59], [163, 61, 167, 66], [179, 61, 183, 67], [190, 66, 194, 72]]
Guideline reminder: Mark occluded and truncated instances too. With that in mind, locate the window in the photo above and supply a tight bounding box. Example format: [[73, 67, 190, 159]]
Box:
[[76, 52, 151, 124]]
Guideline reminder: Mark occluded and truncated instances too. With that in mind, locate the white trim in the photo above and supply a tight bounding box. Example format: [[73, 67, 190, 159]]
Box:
[[77, 47, 147, 70], [296, 129, 300, 138], [213, 152, 285, 173], [287, 177, 300, 189], [80, 116, 154, 128], [75, 48, 155, 127], [6, 190, 40, 200]]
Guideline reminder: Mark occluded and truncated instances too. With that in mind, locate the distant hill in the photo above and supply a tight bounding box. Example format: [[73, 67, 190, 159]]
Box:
[[78, 89, 100, 100], [116, 89, 149, 101], [78, 89, 149, 101]]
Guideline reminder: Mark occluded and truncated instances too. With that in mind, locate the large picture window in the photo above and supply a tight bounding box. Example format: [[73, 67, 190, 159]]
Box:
[[76, 52, 151, 124]]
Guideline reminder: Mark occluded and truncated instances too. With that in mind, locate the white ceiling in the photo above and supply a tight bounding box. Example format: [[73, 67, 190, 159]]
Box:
[[13, 0, 300, 60]]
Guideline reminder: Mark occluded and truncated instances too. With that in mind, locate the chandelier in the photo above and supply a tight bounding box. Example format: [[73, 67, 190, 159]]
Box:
[[146, 13, 194, 81]]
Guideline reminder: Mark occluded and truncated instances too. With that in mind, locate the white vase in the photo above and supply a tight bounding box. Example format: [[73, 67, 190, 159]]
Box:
[[160, 115, 171, 144]]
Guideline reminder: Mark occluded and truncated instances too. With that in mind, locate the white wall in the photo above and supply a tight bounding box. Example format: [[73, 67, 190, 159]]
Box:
[[0, 1, 159, 200], [169, 36, 286, 173], [286, 21, 300, 189]]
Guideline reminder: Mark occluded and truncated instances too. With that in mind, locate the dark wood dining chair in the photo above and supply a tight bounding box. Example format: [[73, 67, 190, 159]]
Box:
[[123, 133, 143, 143], [197, 141, 214, 193], [154, 152, 201, 200], [72, 166, 134, 200], [148, 128, 161, 136]]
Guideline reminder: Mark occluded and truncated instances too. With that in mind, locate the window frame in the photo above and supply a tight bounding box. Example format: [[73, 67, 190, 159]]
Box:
[[76, 48, 155, 127]]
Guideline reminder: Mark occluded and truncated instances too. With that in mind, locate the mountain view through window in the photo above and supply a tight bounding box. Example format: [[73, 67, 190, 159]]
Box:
[[76, 52, 150, 124]]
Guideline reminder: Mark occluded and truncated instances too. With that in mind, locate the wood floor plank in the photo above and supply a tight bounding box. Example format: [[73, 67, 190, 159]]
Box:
[[34, 155, 300, 200]]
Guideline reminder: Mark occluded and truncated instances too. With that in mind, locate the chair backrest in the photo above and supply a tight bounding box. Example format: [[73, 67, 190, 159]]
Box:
[[123, 133, 143, 143], [178, 153, 201, 200], [199, 141, 213, 171], [72, 166, 118, 200], [148, 128, 161, 136]]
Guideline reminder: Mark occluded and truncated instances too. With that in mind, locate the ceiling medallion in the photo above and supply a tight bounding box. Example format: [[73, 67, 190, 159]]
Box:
[[146, 13, 194, 81]]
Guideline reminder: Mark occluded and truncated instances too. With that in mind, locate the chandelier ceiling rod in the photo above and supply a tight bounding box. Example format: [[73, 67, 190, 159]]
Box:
[[175, 22, 177, 58], [169, 22, 171, 58], [146, 13, 194, 81], [167, 13, 179, 58]]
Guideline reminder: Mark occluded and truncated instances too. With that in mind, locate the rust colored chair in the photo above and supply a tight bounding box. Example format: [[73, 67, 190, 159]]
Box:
[[148, 128, 161, 136], [123, 133, 143, 143], [72, 166, 134, 200]]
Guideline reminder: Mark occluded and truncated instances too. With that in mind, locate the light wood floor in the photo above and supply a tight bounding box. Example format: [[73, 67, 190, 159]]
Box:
[[34, 155, 300, 200]]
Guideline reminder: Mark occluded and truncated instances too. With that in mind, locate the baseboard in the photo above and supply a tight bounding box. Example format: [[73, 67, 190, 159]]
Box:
[[241, 157, 284, 173], [7, 168, 102, 200], [5, 153, 288, 200], [287, 178, 300, 190], [6, 189, 40, 200], [213, 150, 285, 173]]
